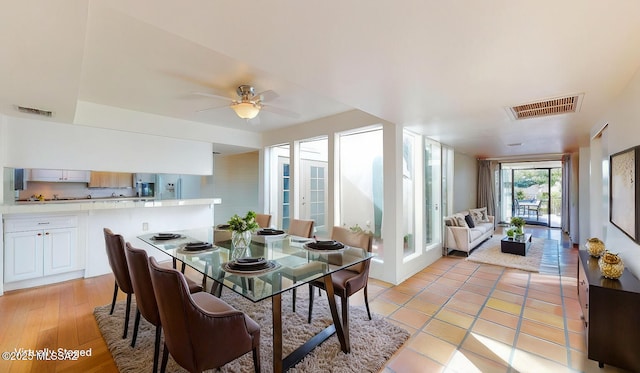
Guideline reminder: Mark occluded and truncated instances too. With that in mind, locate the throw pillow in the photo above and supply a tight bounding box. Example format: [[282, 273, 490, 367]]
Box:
[[444, 218, 454, 227], [464, 214, 475, 228], [469, 207, 490, 223], [455, 215, 468, 228]]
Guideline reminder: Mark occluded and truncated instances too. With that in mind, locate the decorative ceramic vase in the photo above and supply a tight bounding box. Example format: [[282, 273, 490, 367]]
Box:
[[231, 230, 252, 260], [586, 237, 605, 257], [598, 252, 624, 279]]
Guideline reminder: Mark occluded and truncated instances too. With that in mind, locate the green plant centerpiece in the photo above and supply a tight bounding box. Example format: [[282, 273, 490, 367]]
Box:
[[509, 216, 526, 240], [227, 211, 259, 259]]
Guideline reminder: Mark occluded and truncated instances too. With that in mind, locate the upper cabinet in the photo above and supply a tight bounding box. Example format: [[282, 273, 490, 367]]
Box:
[[89, 172, 133, 188], [28, 169, 90, 183]]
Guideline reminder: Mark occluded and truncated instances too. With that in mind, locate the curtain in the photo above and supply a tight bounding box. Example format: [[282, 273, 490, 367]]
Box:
[[477, 160, 496, 216], [562, 155, 571, 233]]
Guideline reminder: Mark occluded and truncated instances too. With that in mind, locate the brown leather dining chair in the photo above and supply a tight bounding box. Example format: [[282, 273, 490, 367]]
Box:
[[103, 228, 135, 339], [285, 219, 315, 311], [148, 257, 261, 373], [307, 226, 373, 352], [287, 218, 315, 238], [125, 243, 203, 373], [255, 213, 272, 228]]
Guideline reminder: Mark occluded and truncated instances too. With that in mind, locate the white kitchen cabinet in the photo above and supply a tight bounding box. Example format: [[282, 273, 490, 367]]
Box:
[[28, 169, 90, 182], [4, 216, 78, 283]]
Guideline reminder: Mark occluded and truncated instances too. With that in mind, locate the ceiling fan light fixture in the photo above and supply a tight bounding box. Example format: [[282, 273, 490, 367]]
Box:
[[231, 102, 260, 119]]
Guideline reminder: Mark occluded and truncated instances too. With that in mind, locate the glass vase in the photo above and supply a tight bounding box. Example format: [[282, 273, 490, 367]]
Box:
[[231, 230, 252, 260]]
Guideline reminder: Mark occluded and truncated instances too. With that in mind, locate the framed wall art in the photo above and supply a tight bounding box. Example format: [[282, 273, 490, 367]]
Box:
[[609, 145, 640, 243]]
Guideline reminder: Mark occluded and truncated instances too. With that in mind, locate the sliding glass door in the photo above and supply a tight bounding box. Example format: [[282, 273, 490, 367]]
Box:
[[500, 161, 562, 228]]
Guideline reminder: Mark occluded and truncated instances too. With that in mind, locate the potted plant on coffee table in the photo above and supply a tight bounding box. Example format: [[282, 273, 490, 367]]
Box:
[[510, 216, 526, 240]]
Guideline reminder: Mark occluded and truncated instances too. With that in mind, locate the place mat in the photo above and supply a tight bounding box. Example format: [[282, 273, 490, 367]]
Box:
[[304, 240, 345, 253], [257, 228, 286, 236], [222, 260, 279, 276], [152, 233, 182, 240]]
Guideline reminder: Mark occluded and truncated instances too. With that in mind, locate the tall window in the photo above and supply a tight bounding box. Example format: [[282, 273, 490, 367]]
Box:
[[424, 139, 442, 250], [403, 131, 420, 257], [338, 128, 383, 256]]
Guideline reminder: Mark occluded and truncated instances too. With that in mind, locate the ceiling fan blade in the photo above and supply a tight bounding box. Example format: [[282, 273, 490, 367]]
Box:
[[196, 103, 229, 113], [253, 90, 279, 103], [261, 104, 300, 118], [192, 91, 232, 102]]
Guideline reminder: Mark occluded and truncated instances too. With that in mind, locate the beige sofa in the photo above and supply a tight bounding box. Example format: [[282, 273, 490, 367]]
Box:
[[444, 207, 495, 255]]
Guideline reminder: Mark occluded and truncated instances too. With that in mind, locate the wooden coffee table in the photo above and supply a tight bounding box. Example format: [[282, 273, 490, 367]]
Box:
[[501, 233, 532, 256]]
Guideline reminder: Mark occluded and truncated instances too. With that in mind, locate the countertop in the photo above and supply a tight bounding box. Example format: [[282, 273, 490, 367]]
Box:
[[1, 197, 222, 214]]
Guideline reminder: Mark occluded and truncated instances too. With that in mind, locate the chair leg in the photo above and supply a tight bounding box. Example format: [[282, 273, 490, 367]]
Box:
[[109, 282, 119, 315], [160, 343, 169, 373], [252, 344, 261, 373], [363, 285, 372, 320], [307, 284, 315, 323], [130, 308, 141, 347], [341, 295, 351, 353], [123, 293, 132, 339], [152, 325, 162, 373]]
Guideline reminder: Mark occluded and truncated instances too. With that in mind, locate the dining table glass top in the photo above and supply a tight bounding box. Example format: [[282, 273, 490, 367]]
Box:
[[138, 227, 373, 303]]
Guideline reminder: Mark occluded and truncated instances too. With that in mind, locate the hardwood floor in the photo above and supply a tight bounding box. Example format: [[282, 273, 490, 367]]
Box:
[[0, 274, 118, 372]]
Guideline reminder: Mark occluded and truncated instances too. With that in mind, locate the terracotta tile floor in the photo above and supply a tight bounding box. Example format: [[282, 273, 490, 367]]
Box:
[[356, 226, 631, 373]]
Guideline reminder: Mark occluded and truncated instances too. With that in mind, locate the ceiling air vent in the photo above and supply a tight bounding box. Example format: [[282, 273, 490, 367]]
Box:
[[15, 105, 53, 117], [508, 94, 582, 120]]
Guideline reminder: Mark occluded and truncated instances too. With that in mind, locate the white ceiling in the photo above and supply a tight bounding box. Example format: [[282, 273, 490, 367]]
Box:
[[2, 0, 640, 158]]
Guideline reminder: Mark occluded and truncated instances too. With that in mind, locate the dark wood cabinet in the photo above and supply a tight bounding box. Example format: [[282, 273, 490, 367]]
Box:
[[578, 250, 640, 371]]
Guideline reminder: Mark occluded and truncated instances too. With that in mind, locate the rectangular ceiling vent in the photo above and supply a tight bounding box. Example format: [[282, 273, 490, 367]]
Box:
[[509, 94, 582, 120], [15, 105, 53, 117]]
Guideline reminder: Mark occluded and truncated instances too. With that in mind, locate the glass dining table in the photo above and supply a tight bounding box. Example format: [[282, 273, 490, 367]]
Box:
[[138, 227, 373, 372]]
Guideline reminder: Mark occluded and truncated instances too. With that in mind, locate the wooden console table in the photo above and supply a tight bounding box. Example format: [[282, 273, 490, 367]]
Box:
[[578, 250, 640, 371]]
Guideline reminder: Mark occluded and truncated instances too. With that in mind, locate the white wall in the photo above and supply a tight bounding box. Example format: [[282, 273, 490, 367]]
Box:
[[3, 116, 212, 175], [578, 147, 590, 245], [453, 151, 477, 212], [213, 152, 260, 226], [590, 67, 640, 279]]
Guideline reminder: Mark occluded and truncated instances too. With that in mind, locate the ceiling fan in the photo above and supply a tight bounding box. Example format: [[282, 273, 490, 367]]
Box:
[[193, 85, 299, 120]]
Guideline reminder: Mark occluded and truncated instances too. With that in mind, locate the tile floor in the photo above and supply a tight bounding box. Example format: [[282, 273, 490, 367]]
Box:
[[358, 226, 630, 373]]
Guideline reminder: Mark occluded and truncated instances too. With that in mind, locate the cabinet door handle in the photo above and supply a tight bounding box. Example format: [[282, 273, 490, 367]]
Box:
[[45, 232, 50, 235], [37, 233, 42, 236]]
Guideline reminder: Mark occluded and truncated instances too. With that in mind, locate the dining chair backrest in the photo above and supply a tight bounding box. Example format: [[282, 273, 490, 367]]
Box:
[[124, 243, 160, 326], [104, 228, 133, 294], [255, 213, 272, 228], [288, 219, 314, 238], [331, 226, 373, 273]]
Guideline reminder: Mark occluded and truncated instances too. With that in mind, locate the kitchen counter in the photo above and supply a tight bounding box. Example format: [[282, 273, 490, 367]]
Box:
[[1, 197, 222, 214]]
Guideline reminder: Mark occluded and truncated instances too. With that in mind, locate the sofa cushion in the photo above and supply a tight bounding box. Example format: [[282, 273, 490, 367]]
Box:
[[464, 214, 475, 228], [469, 207, 490, 223], [474, 222, 493, 234], [469, 228, 484, 242], [454, 215, 468, 228], [444, 217, 455, 227]]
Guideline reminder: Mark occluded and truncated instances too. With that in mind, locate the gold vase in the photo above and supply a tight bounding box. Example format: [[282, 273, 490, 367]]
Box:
[[586, 237, 605, 257], [598, 252, 624, 279]]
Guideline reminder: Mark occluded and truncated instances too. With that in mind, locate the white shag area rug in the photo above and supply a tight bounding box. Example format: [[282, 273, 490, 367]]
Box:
[[94, 289, 409, 373], [466, 235, 545, 272]]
